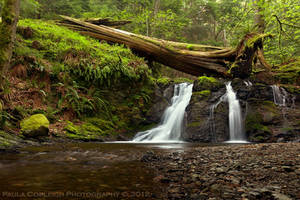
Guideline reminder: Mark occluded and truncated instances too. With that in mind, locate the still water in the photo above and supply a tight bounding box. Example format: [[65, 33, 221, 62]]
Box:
[[0, 142, 199, 199]]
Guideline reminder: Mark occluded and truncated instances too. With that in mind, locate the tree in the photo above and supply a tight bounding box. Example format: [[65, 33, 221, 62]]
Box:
[[0, 0, 20, 88]]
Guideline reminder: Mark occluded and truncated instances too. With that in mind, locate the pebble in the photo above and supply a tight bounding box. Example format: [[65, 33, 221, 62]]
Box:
[[142, 143, 300, 199]]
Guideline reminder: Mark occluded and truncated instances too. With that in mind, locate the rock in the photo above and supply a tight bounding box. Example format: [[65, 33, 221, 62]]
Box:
[[145, 84, 173, 124], [282, 166, 294, 172], [20, 114, 50, 138], [272, 192, 292, 200]]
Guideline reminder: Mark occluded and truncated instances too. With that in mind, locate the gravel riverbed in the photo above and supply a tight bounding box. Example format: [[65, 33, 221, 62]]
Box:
[[142, 143, 300, 200]]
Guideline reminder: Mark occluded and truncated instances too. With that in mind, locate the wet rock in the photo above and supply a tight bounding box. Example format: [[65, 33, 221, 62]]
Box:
[[272, 192, 292, 200], [145, 84, 173, 124]]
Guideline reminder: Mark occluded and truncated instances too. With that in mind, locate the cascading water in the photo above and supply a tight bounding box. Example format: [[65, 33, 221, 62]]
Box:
[[225, 82, 246, 143], [271, 85, 287, 106], [210, 82, 247, 143], [132, 83, 193, 142]]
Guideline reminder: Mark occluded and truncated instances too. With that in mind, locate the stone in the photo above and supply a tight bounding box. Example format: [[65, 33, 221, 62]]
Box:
[[272, 192, 292, 200], [20, 114, 50, 138]]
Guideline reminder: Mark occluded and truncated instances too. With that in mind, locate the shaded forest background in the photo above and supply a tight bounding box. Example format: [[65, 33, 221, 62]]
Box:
[[0, 0, 299, 144], [0, 0, 299, 66]]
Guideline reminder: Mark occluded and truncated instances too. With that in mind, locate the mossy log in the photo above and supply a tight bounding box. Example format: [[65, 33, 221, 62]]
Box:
[[60, 18, 132, 28], [59, 15, 271, 78]]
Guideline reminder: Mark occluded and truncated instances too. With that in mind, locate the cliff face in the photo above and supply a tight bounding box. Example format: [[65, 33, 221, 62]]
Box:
[[184, 77, 300, 143]]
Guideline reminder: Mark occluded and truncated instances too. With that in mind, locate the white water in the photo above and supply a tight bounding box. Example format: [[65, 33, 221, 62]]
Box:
[[132, 83, 193, 143], [226, 82, 246, 142], [271, 85, 287, 106], [210, 82, 247, 143], [244, 80, 253, 87]]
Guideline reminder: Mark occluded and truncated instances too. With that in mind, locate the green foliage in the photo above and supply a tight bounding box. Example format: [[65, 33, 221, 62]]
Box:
[[18, 19, 151, 86], [156, 76, 170, 85], [64, 118, 114, 141], [273, 57, 300, 84]]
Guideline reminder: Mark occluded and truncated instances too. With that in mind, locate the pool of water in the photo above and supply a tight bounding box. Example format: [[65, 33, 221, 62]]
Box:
[[0, 142, 204, 199]]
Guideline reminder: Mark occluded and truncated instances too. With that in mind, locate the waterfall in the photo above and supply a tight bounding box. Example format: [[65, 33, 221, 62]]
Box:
[[210, 82, 247, 143], [271, 85, 287, 106], [226, 82, 246, 142], [244, 80, 253, 87], [132, 83, 193, 142]]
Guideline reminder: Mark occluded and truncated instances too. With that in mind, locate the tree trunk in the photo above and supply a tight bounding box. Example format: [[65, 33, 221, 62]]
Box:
[[59, 16, 272, 79], [252, 0, 272, 71], [253, 0, 265, 34], [0, 0, 20, 87]]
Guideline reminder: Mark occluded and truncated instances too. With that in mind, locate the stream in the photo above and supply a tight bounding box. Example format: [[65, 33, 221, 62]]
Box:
[[0, 142, 210, 199]]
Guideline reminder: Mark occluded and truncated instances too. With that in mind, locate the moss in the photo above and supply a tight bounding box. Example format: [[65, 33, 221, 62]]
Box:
[[246, 113, 271, 133], [173, 77, 193, 84], [187, 121, 202, 128], [20, 114, 49, 132], [283, 85, 300, 94], [0, 131, 22, 149], [272, 57, 300, 85], [186, 44, 194, 50], [64, 118, 115, 141], [193, 90, 211, 97], [228, 62, 239, 74], [85, 117, 115, 130], [156, 77, 171, 85], [196, 76, 222, 91], [64, 121, 79, 134], [246, 33, 272, 48], [198, 76, 217, 84]]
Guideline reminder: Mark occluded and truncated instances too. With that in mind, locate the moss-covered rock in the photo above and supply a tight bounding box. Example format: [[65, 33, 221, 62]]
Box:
[[64, 118, 115, 141], [20, 114, 49, 138], [193, 90, 211, 97], [194, 76, 223, 92], [156, 77, 171, 86], [246, 112, 272, 142]]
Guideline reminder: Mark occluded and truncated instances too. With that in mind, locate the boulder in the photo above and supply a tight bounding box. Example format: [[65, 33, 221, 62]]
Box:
[[20, 114, 50, 138], [145, 84, 174, 124]]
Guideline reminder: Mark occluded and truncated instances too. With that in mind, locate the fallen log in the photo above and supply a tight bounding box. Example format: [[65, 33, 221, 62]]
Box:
[[59, 15, 271, 78], [60, 18, 132, 28]]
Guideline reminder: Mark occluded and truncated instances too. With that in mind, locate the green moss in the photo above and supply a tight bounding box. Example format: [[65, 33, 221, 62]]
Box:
[[64, 121, 79, 134], [173, 77, 194, 84], [272, 58, 300, 85], [246, 33, 272, 48], [245, 113, 270, 133], [187, 121, 202, 127], [186, 44, 194, 50], [0, 131, 22, 149], [20, 114, 49, 132], [193, 90, 211, 97], [156, 77, 171, 85], [196, 76, 222, 91], [64, 118, 116, 140], [283, 85, 300, 94], [198, 76, 217, 84], [228, 62, 239, 74]]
